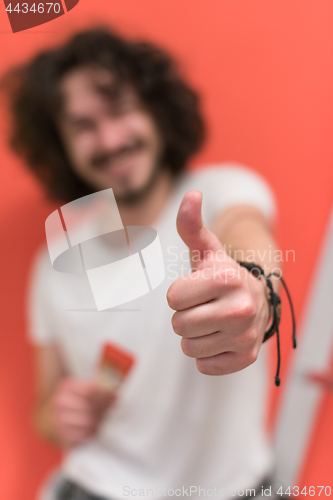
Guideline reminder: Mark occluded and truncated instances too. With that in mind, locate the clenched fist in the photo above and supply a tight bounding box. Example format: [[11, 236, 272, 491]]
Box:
[[167, 191, 271, 376], [51, 378, 116, 447]]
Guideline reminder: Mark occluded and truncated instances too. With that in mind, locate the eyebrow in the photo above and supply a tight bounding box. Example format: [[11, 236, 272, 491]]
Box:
[[61, 113, 94, 126], [94, 82, 139, 107]]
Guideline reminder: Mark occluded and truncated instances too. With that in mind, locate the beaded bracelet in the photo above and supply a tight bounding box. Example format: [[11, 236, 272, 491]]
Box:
[[237, 261, 297, 387]]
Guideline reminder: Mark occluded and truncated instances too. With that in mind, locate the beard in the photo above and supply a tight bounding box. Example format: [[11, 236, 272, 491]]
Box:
[[115, 159, 164, 206], [89, 137, 165, 206]]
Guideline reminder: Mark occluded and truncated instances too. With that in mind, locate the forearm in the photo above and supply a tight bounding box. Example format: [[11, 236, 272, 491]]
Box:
[[33, 345, 67, 447], [213, 207, 282, 294]]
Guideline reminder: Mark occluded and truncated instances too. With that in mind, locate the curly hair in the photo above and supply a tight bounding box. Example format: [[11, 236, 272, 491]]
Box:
[[3, 28, 205, 202]]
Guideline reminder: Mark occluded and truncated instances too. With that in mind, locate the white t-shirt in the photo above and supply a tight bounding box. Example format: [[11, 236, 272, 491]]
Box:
[[28, 164, 277, 500]]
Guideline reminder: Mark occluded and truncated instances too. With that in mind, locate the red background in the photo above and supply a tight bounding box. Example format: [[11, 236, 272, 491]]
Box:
[[0, 1, 333, 499]]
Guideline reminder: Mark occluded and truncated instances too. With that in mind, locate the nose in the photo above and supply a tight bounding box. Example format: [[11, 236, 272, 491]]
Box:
[[96, 117, 127, 151]]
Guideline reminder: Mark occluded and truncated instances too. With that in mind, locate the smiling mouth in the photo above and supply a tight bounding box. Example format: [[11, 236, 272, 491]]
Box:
[[92, 141, 147, 174]]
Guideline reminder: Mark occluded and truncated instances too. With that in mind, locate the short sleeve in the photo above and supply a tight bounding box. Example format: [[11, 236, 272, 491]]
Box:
[[187, 163, 277, 229], [26, 248, 57, 345]]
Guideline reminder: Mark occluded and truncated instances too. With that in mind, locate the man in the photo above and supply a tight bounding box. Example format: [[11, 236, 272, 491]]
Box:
[[6, 28, 282, 499]]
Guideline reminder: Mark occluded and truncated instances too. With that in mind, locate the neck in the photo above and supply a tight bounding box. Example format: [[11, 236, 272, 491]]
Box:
[[116, 170, 175, 227]]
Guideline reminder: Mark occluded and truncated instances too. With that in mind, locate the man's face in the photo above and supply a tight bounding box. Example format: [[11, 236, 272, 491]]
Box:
[[58, 66, 164, 203]]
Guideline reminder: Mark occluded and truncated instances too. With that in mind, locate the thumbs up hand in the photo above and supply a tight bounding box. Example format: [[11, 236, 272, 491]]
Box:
[[167, 191, 271, 376]]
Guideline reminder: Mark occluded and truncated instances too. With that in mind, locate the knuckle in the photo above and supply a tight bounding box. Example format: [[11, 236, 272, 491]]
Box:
[[181, 338, 196, 358], [171, 312, 183, 334], [212, 268, 228, 288], [167, 285, 178, 310], [196, 356, 225, 376], [215, 266, 238, 286], [247, 348, 259, 366], [211, 267, 240, 297], [239, 296, 257, 319], [196, 358, 211, 375], [243, 328, 257, 346]]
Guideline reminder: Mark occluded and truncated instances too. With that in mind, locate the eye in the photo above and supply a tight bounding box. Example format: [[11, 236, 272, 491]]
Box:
[[71, 119, 95, 134]]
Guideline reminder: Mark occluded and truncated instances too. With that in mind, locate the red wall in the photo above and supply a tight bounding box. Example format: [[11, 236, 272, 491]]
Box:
[[1, 2, 333, 499]]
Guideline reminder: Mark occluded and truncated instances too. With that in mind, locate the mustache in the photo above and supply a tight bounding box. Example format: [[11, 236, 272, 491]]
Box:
[[90, 139, 147, 168]]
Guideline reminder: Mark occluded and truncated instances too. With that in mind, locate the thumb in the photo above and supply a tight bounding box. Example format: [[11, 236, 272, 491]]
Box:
[[177, 191, 222, 257]]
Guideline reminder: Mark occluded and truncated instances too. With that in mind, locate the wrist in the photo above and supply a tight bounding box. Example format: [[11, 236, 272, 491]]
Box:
[[237, 260, 296, 387]]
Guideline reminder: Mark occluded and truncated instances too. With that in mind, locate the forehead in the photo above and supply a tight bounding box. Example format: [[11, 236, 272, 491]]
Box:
[[60, 66, 137, 116]]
